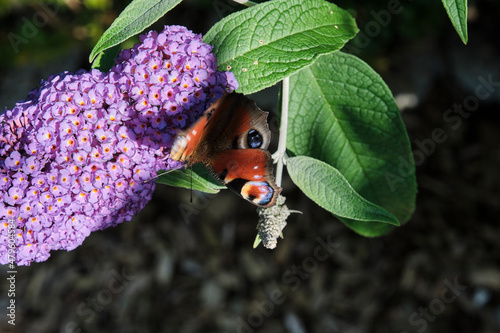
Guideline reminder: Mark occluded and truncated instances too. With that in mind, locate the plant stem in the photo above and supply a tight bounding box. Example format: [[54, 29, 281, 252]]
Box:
[[274, 77, 289, 187]]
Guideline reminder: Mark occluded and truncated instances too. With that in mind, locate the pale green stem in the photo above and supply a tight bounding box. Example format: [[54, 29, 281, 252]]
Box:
[[274, 77, 289, 187]]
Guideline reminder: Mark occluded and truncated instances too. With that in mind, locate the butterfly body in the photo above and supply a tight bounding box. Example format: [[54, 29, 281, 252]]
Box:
[[170, 93, 281, 207]]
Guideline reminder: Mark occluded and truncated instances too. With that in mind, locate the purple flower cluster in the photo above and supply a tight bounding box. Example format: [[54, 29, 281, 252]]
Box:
[[0, 25, 238, 266]]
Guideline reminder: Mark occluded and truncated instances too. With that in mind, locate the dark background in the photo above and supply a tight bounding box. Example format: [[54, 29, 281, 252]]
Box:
[[1, 0, 499, 332]]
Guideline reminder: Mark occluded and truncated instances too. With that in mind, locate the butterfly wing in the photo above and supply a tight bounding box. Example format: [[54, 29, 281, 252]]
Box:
[[170, 115, 209, 162], [206, 149, 281, 207], [202, 94, 280, 206], [171, 93, 282, 207], [199, 93, 271, 149]]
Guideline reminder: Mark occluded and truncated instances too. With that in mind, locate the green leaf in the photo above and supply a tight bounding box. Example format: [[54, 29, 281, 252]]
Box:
[[203, 0, 358, 95], [287, 52, 416, 236], [89, 0, 183, 63], [91, 45, 121, 71], [156, 164, 226, 194], [441, 0, 468, 44], [287, 156, 399, 226]]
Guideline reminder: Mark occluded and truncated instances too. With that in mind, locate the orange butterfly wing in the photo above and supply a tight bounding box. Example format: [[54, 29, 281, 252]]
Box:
[[170, 93, 281, 207]]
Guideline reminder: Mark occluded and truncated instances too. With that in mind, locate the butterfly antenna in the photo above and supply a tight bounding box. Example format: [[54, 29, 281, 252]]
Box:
[[143, 169, 175, 184], [190, 165, 193, 203]]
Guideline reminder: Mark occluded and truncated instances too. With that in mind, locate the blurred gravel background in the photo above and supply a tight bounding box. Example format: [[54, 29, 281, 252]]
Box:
[[1, 0, 499, 332]]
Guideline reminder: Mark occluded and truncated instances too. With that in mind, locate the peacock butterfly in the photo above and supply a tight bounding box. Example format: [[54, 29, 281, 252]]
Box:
[[170, 92, 282, 207]]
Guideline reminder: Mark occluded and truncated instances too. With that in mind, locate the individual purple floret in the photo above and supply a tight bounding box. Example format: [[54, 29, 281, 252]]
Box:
[[0, 25, 238, 266]]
